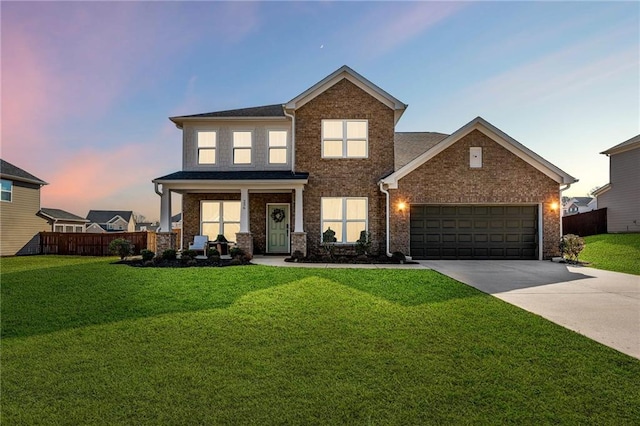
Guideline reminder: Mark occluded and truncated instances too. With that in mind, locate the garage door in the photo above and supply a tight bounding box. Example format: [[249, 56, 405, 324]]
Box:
[[410, 205, 538, 260]]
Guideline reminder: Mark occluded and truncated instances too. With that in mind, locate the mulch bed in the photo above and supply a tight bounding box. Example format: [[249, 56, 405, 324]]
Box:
[[115, 256, 251, 268], [284, 254, 417, 265]]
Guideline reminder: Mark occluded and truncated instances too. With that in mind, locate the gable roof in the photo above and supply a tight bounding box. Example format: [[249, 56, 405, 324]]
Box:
[[568, 197, 593, 207], [600, 134, 640, 156], [39, 208, 89, 222], [285, 65, 408, 124], [170, 104, 285, 128], [382, 117, 577, 188], [171, 213, 182, 222], [394, 132, 449, 170], [0, 159, 47, 185], [86, 210, 134, 224]]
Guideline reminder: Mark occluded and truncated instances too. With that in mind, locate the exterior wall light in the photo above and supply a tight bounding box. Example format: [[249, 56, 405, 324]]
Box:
[[398, 202, 406, 212], [550, 202, 559, 211]]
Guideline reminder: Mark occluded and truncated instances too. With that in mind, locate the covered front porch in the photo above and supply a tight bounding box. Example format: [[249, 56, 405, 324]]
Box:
[[153, 171, 309, 257]]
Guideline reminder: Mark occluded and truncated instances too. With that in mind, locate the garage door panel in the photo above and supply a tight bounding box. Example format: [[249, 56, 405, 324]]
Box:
[[410, 204, 538, 260]]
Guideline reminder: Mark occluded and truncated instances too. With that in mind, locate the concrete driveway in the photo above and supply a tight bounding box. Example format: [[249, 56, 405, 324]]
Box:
[[420, 260, 640, 359]]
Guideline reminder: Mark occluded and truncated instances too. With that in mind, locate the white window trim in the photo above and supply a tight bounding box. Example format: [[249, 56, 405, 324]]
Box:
[[321, 119, 368, 159], [320, 197, 368, 244], [197, 130, 217, 165], [232, 130, 253, 165], [200, 200, 241, 241], [1, 179, 12, 202], [267, 129, 289, 165]]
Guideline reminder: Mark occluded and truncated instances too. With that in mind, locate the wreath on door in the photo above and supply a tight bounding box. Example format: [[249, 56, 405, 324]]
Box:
[[270, 208, 286, 223]]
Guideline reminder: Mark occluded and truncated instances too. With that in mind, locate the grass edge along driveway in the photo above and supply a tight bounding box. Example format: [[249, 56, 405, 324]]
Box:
[[2, 256, 639, 424]]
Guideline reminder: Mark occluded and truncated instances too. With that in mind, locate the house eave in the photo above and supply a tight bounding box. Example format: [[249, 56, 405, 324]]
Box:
[[0, 173, 48, 186], [382, 117, 577, 187], [153, 178, 308, 193], [169, 116, 289, 129]]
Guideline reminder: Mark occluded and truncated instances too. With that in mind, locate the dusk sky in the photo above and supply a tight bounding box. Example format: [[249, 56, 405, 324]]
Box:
[[2, 1, 638, 221]]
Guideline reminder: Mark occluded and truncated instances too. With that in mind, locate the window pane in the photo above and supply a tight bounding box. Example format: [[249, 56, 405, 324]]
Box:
[[322, 198, 343, 220], [223, 223, 240, 242], [54, 225, 63, 232], [346, 222, 366, 243], [234, 148, 251, 164], [0, 180, 11, 191], [199, 148, 216, 164], [269, 131, 287, 147], [323, 140, 343, 157], [269, 148, 287, 164], [198, 131, 216, 147], [1, 192, 10, 202], [202, 202, 220, 221], [346, 121, 367, 139], [75, 226, 84, 232], [233, 131, 252, 147], [323, 120, 343, 138], [347, 139, 367, 157], [223, 202, 241, 221], [202, 223, 219, 241], [346, 198, 367, 220], [322, 222, 343, 243]]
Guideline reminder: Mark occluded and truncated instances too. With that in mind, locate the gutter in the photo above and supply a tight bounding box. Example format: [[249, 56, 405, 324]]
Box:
[[378, 182, 392, 257], [283, 107, 296, 172]]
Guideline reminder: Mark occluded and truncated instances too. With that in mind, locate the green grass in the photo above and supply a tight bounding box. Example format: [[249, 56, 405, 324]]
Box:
[[581, 234, 640, 275], [2, 256, 639, 424]]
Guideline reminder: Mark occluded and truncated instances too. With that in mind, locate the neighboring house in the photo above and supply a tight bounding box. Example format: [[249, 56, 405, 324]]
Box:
[[592, 134, 640, 233], [136, 221, 160, 232], [86, 210, 136, 233], [563, 197, 595, 216], [0, 159, 49, 256], [153, 66, 576, 260], [38, 208, 88, 232], [171, 213, 182, 230]]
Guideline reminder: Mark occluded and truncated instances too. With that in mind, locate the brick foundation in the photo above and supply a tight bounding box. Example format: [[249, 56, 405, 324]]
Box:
[[291, 232, 307, 257], [154, 232, 177, 256]]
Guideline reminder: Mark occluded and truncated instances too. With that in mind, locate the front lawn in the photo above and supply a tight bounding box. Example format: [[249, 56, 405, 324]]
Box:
[[581, 233, 640, 275], [2, 256, 638, 424]]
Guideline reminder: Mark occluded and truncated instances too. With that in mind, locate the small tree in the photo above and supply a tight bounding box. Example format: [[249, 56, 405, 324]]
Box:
[[355, 231, 372, 256], [559, 234, 585, 263], [109, 238, 132, 260], [322, 227, 337, 259]]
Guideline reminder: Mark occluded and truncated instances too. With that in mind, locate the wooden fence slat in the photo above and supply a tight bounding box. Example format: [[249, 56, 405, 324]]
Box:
[[39, 232, 150, 256], [562, 208, 607, 237]]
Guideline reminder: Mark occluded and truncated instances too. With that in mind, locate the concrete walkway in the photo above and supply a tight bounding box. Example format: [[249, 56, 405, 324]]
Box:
[[251, 256, 639, 359], [420, 260, 640, 359]]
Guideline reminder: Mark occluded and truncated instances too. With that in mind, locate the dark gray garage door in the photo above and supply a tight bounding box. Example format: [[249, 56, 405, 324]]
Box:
[[410, 205, 538, 260]]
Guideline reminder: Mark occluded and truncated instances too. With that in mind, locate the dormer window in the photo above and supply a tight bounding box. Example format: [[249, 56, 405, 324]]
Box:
[[322, 120, 368, 158], [197, 131, 216, 164], [233, 131, 252, 164]]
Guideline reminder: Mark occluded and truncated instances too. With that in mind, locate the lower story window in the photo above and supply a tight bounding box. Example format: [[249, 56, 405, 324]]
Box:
[[201, 201, 241, 242], [321, 197, 367, 243]]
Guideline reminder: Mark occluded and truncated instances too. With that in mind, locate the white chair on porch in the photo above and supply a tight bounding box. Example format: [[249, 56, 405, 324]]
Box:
[[188, 235, 209, 259]]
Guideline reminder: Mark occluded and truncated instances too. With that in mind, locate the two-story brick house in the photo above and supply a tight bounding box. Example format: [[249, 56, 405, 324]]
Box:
[[154, 66, 576, 259]]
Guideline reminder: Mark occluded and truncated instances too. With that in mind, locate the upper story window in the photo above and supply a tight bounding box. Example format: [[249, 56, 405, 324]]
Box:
[[268, 130, 288, 164], [233, 131, 252, 164], [322, 120, 368, 159], [1, 179, 12, 202], [321, 197, 367, 243], [197, 131, 217, 165]]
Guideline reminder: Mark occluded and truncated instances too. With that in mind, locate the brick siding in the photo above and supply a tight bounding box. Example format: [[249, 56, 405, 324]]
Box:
[[295, 79, 394, 255], [389, 129, 561, 259]]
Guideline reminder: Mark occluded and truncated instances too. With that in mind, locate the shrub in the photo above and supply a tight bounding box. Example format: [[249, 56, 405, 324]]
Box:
[[229, 247, 245, 258], [141, 249, 155, 262], [322, 227, 337, 259], [181, 250, 198, 260], [162, 249, 177, 261], [208, 247, 220, 257], [560, 234, 585, 263], [109, 238, 132, 260], [214, 234, 228, 243], [355, 231, 372, 256], [391, 251, 406, 264], [291, 250, 305, 262]]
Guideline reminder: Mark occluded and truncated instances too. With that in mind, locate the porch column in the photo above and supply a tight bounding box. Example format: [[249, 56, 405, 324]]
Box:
[[294, 186, 304, 232], [159, 186, 172, 232], [240, 188, 249, 232]]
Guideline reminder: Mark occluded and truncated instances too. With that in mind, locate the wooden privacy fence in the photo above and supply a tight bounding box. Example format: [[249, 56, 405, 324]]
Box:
[[40, 232, 150, 256], [562, 208, 607, 237]]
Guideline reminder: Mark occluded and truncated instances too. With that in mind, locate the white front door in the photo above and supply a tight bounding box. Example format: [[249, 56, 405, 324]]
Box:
[[267, 204, 290, 253]]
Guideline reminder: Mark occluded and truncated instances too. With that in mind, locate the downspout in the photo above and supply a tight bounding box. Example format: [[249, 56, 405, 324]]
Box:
[[283, 107, 295, 172], [379, 182, 392, 257]]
